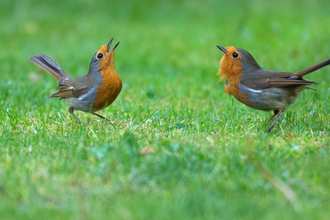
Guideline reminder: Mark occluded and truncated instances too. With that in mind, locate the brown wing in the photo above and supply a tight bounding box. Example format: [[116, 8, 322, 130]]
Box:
[[241, 68, 318, 90], [250, 77, 318, 90], [268, 77, 318, 87], [50, 77, 89, 99]]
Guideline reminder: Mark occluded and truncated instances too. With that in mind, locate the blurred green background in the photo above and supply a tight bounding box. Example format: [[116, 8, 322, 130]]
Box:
[[1, 0, 330, 219], [1, 0, 330, 105], [2, 0, 330, 99]]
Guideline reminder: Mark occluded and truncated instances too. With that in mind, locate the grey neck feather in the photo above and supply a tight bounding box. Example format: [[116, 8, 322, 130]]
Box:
[[87, 53, 103, 84]]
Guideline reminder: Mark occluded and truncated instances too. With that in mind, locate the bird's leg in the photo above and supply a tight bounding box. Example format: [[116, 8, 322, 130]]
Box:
[[92, 112, 112, 122], [268, 108, 285, 132], [92, 112, 116, 129], [266, 109, 280, 123], [69, 107, 81, 125]]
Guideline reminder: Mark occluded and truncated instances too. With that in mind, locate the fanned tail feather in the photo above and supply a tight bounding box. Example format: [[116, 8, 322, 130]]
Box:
[[29, 54, 71, 81]]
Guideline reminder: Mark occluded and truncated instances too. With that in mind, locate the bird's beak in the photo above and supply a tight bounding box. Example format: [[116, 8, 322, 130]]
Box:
[[216, 45, 228, 54], [107, 37, 120, 53]]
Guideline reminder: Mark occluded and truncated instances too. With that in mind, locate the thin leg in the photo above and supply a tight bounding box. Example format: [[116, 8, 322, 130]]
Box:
[[69, 107, 81, 125], [92, 112, 116, 130], [268, 108, 285, 132], [92, 112, 109, 120], [266, 109, 279, 123], [92, 112, 112, 122]]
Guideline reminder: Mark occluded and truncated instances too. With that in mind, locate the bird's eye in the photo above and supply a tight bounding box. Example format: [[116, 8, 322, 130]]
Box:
[[232, 52, 238, 58], [97, 53, 103, 59]]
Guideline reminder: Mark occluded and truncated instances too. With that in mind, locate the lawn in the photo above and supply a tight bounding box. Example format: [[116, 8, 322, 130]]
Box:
[[0, 0, 330, 219]]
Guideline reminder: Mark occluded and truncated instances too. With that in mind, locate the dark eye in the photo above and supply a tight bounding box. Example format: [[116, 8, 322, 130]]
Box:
[[232, 52, 238, 58], [97, 53, 103, 59]]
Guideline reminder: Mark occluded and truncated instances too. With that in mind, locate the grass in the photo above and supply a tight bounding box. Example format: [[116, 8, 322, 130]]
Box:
[[1, 0, 330, 219]]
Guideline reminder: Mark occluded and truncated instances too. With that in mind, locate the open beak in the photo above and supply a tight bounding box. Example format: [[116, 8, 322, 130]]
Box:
[[216, 45, 228, 54], [107, 37, 120, 53]]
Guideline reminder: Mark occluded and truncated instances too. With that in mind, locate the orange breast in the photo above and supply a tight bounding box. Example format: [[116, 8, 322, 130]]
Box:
[[225, 77, 253, 108], [93, 69, 122, 111], [219, 57, 253, 108]]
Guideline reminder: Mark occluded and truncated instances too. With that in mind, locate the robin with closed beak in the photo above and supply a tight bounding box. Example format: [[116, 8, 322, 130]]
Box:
[[29, 38, 122, 124], [217, 45, 330, 132]]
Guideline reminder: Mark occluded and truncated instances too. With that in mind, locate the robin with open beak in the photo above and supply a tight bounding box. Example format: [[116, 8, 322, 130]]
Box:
[[29, 38, 122, 124]]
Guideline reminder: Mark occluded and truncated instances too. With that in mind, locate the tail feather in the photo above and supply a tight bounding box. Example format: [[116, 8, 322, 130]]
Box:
[[294, 57, 330, 77], [29, 54, 71, 81]]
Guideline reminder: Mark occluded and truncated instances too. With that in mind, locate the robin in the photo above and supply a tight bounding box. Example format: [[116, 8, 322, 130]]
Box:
[[29, 38, 122, 124], [216, 45, 330, 132]]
